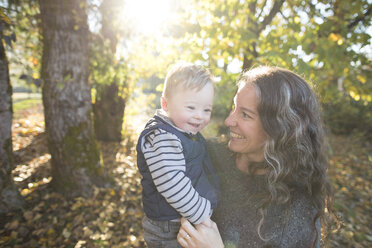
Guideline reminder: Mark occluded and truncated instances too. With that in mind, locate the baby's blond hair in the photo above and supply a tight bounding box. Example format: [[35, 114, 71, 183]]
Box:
[[162, 62, 214, 99]]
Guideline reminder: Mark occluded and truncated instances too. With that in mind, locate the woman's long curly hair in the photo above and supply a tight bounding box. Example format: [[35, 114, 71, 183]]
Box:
[[239, 66, 335, 243]]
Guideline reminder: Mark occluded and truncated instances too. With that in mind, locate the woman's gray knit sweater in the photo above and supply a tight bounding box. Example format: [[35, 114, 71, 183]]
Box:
[[208, 140, 320, 248]]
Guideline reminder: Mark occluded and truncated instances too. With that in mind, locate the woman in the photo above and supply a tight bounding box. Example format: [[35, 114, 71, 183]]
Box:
[[177, 66, 334, 248]]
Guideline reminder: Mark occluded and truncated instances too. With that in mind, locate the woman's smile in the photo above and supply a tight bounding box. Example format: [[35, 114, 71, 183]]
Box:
[[230, 131, 245, 139]]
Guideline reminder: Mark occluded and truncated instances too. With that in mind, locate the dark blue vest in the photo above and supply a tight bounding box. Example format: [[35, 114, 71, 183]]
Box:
[[136, 115, 220, 221]]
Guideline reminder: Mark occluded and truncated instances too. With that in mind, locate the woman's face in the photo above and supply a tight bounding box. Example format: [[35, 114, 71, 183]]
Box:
[[224, 83, 268, 162]]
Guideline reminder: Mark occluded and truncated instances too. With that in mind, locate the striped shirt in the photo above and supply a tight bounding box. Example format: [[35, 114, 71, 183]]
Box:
[[140, 123, 212, 224]]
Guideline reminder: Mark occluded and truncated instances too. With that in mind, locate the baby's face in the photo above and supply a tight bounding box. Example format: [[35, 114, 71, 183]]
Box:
[[163, 83, 214, 134]]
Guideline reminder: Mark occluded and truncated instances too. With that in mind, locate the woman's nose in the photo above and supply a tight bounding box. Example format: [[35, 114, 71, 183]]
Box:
[[224, 111, 236, 126]]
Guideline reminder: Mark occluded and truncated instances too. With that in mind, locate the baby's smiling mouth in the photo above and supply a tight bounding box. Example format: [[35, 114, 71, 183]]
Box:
[[189, 123, 201, 128]]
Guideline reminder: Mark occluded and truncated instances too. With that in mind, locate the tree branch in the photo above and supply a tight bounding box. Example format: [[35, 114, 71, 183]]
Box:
[[258, 0, 285, 33], [247, 0, 257, 30], [347, 4, 372, 30], [257, 0, 268, 20]]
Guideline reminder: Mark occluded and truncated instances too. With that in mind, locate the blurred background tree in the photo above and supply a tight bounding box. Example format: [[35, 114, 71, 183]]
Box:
[[0, 7, 24, 214], [90, 0, 129, 142], [38, 0, 108, 198], [4, 0, 41, 94]]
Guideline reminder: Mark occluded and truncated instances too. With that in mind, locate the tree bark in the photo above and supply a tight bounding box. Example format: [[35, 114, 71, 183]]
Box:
[[93, 0, 126, 141], [39, 0, 107, 198], [0, 35, 24, 214], [93, 83, 125, 141]]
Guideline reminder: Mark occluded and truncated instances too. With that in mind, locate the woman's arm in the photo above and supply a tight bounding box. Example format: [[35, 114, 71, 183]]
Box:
[[177, 218, 224, 248]]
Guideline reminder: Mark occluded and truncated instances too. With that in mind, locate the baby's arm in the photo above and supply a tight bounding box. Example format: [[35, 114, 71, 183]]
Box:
[[142, 128, 211, 224]]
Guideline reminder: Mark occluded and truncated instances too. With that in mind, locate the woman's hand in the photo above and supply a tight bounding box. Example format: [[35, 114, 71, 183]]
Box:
[[177, 217, 224, 248]]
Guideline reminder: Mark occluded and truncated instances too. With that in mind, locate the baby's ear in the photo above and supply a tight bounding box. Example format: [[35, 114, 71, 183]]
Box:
[[161, 97, 168, 111]]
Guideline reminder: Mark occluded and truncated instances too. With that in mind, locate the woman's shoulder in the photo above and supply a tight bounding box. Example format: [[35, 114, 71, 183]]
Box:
[[206, 137, 229, 155]]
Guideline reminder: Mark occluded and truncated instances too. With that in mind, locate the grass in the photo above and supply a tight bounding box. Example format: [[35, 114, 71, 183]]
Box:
[[12, 92, 42, 113], [13, 98, 42, 112]]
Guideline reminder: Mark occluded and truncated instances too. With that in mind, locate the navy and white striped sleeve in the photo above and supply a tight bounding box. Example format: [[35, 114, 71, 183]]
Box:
[[141, 128, 211, 224]]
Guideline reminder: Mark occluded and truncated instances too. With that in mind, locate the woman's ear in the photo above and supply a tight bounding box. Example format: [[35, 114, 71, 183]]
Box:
[[161, 97, 168, 112]]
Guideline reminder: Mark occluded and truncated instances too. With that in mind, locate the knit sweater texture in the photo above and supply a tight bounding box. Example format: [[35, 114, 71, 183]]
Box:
[[207, 140, 320, 248]]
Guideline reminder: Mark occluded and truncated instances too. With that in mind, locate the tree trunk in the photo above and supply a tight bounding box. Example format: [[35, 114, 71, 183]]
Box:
[[93, 83, 125, 141], [0, 35, 24, 214], [93, 0, 126, 141], [39, 0, 107, 198]]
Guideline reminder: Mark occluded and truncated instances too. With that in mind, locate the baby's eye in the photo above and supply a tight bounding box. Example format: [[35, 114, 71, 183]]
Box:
[[187, 106, 195, 110], [204, 108, 212, 113]]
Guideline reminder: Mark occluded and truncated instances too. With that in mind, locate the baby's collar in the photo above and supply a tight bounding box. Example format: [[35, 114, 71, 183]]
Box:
[[155, 109, 196, 136]]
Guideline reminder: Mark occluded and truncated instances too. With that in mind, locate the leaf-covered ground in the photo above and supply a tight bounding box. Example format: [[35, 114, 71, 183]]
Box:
[[1, 104, 371, 247], [1, 105, 145, 247], [327, 134, 372, 247]]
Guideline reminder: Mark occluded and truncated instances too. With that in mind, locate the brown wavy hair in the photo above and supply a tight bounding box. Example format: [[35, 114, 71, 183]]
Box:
[[239, 66, 335, 243]]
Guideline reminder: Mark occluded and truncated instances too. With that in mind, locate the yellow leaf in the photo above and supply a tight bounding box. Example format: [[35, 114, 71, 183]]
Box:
[[329, 33, 338, 42], [356, 75, 366, 84], [294, 16, 301, 24], [329, 33, 343, 45], [10, 231, 18, 239], [7, 219, 19, 230], [349, 90, 356, 98], [62, 228, 71, 238], [110, 189, 116, 196], [47, 228, 55, 236], [0, 10, 11, 25], [0, 236, 11, 244], [31, 57, 38, 66], [34, 213, 42, 221], [345, 231, 354, 239], [71, 201, 83, 210], [91, 89, 96, 104], [23, 211, 33, 221], [155, 83, 163, 92], [75, 240, 87, 248]]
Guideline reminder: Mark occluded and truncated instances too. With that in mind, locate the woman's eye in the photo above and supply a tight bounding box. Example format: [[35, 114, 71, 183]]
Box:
[[242, 112, 252, 119]]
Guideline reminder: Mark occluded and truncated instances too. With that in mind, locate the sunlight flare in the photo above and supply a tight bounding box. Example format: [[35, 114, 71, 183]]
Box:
[[123, 0, 174, 35]]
